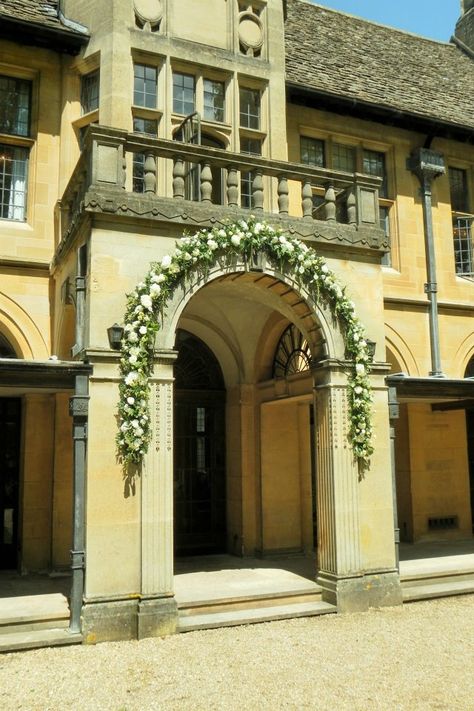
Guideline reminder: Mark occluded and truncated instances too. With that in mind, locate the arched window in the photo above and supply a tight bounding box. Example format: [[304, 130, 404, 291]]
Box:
[[174, 330, 224, 390], [465, 356, 474, 378], [272, 323, 311, 378]]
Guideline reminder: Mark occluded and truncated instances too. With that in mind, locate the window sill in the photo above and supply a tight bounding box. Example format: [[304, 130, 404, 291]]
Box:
[[73, 110, 99, 129], [132, 106, 163, 120]]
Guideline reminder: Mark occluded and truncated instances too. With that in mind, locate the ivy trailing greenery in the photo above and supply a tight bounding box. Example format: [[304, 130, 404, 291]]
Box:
[[117, 219, 374, 468]]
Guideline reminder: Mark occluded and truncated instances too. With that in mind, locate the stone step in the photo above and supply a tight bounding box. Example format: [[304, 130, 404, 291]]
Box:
[[178, 589, 322, 616], [0, 593, 70, 628], [0, 617, 69, 634], [401, 569, 474, 588], [178, 600, 336, 632], [402, 578, 474, 602], [0, 628, 82, 654]]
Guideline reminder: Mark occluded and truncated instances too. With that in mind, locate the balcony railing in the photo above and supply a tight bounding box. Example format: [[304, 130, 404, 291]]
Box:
[[56, 125, 383, 249], [453, 215, 474, 277]]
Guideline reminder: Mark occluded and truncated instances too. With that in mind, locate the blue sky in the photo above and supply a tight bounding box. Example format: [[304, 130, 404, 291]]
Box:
[[311, 1, 461, 42]]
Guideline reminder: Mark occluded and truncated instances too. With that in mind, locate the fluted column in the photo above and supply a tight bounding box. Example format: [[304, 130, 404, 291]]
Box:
[[138, 349, 178, 638]]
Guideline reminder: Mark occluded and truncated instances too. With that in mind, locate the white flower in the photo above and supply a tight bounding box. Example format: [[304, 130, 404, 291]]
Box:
[[151, 273, 166, 284], [128, 331, 138, 343], [207, 239, 218, 250], [125, 371, 138, 385], [131, 419, 139, 429], [231, 234, 241, 247], [355, 363, 365, 375], [139, 325, 147, 335], [218, 229, 226, 237], [254, 222, 263, 233], [161, 255, 172, 269], [129, 354, 138, 364], [140, 294, 153, 311], [127, 396, 135, 405], [321, 264, 329, 273], [354, 386, 363, 395], [150, 283, 161, 296]]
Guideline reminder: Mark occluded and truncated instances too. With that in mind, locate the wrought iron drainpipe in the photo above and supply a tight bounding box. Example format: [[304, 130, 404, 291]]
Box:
[[69, 373, 89, 634], [408, 148, 446, 377]]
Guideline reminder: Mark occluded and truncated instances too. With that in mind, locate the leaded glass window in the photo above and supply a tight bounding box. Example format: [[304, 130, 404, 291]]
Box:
[[203, 79, 225, 123], [0, 144, 28, 221], [173, 72, 195, 115], [134, 64, 157, 109], [239, 87, 260, 130], [301, 136, 325, 167], [0, 75, 31, 137], [81, 71, 99, 114]]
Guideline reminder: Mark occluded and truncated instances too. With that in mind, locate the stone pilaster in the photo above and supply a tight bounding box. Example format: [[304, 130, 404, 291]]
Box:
[[138, 349, 178, 639], [313, 360, 402, 612]]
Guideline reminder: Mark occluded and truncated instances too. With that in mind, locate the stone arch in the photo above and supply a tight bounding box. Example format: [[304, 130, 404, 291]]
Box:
[[453, 333, 474, 378], [155, 258, 341, 364], [0, 292, 49, 360], [384, 323, 419, 376]]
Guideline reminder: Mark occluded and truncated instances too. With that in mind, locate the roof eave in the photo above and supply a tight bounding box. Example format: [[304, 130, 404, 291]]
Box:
[[0, 15, 89, 54], [286, 81, 474, 143]]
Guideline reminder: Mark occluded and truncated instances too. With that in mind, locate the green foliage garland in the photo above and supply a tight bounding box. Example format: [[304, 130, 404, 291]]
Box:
[[117, 219, 374, 468]]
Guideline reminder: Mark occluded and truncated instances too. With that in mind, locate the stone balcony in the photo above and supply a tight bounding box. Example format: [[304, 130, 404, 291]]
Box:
[[54, 125, 386, 263]]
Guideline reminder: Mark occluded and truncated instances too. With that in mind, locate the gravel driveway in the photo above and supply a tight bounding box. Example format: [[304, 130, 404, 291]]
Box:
[[1, 595, 474, 711]]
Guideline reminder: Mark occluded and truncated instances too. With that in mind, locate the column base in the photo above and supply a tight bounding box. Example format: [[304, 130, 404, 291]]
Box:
[[137, 596, 178, 639], [317, 569, 403, 613], [81, 598, 138, 644]]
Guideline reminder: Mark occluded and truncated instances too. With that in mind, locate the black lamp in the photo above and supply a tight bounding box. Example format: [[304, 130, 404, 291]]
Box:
[[107, 323, 124, 350]]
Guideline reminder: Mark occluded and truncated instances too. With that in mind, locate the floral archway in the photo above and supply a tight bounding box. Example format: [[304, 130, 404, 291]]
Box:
[[117, 219, 374, 469]]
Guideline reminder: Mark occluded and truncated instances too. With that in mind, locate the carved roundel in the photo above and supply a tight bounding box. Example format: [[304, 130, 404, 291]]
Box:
[[238, 11, 264, 52], [134, 0, 163, 24]]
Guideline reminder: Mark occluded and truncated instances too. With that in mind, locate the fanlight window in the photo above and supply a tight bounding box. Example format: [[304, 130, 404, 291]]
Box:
[[272, 324, 311, 378], [0, 333, 17, 358]]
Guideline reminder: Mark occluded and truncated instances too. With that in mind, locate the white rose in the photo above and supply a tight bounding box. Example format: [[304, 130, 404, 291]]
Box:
[[207, 239, 218, 250], [231, 234, 241, 247], [139, 325, 147, 335], [150, 283, 161, 296], [321, 264, 329, 273], [140, 294, 153, 311], [129, 354, 138, 364], [151, 273, 166, 284], [355, 363, 365, 375], [128, 331, 138, 343], [125, 371, 138, 385], [127, 396, 135, 405], [161, 255, 172, 269]]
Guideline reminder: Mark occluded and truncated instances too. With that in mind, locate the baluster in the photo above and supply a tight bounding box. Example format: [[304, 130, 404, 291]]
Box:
[[200, 162, 213, 203], [251, 171, 264, 211], [173, 157, 185, 198], [227, 167, 239, 207], [325, 182, 336, 222], [278, 176, 289, 214], [346, 185, 357, 225], [121, 153, 127, 190], [301, 180, 313, 220], [143, 153, 157, 193]]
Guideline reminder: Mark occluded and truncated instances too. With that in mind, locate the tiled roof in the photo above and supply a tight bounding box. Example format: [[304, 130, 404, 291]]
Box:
[[285, 0, 474, 133], [0, 0, 81, 34]]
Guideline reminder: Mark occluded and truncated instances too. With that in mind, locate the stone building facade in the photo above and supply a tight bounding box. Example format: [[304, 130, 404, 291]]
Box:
[[0, 0, 473, 643]]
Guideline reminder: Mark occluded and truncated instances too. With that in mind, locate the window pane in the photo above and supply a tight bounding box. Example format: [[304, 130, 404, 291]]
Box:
[[133, 117, 158, 135], [333, 143, 356, 173], [134, 64, 157, 109], [453, 216, 474, 275], [380, 206, 392, 266], [239, 87, 260, 129], [363, 149, 387, 198], [240, 137, 262, 209], [203, 79, 225, 122], [173, 72, 195, 115], [0, 75, 31, 136], [81, 71, 99, 114], [449, 167, 469, 213], [300, 137, 325, 167], [0, 144, 29, 221], [132, 153, 145, 193]]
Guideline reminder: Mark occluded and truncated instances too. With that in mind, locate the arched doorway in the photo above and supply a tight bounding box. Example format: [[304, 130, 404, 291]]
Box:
[[174, 330, 226, 555], [0, 332, 21, 569]]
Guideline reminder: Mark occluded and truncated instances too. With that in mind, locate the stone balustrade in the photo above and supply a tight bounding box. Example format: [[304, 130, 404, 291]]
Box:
[[56, 125, 383, 250]]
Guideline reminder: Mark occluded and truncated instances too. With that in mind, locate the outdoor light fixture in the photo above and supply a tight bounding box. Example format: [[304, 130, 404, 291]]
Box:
[[366, 339, 377, 359], [107, 323, 124, 350]]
